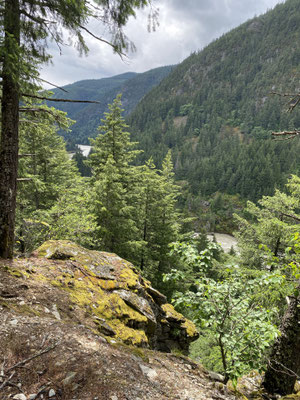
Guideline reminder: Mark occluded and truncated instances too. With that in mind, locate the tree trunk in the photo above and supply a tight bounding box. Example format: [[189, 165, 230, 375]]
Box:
[[0, 0, 20, 258], [263, 282, 300, 395]]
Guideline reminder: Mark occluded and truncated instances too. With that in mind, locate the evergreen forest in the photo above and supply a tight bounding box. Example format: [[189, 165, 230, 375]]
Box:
[[0, 0, 300, 397]]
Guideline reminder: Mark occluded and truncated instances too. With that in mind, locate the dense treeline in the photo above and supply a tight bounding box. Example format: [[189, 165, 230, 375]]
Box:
[[128, 0, 300, 202], [17, 96, 183, 290]]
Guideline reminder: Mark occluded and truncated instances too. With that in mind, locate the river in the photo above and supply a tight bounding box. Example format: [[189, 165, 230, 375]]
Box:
[[76, 144, 92, 157], [207, 233, 238, 253]]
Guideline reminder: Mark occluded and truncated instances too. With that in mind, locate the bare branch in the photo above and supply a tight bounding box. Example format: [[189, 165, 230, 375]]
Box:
[[0, 371, 15, 391], [19, 107, 58, 116], [6, 342, 59, 373], [272, 130, 300, 141], [21, 93, 100, 104], [37, 78, 68, 93], [79, 25, 126, 59], [270, 91, 300, 112]]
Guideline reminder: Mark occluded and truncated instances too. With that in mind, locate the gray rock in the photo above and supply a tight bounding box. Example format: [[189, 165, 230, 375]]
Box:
[[139, 364, 158, 381], [28, 395, 37, 400], [114, 289, 156, 328], [13, 395, 27, 400], [208, 371, 225, 382], [51, 304, 61, 320], [48, 388, 56, 397], [62, 371, 77, 386], [147, 286, 167, 305]]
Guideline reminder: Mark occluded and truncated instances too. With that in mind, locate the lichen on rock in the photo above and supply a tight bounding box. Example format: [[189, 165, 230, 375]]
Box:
[[34, 240, 199, 352]]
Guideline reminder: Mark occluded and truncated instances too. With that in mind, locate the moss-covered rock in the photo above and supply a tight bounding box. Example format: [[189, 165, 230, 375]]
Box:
[[35, 240, 199, 352]]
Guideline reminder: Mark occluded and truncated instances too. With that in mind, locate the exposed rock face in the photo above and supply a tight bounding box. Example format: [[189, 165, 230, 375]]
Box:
[[36, 240, 199, 352]]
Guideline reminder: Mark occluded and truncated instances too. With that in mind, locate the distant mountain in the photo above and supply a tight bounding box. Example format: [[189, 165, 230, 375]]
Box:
[[128, 0, 300, 202], [48, 66, 174, 146]]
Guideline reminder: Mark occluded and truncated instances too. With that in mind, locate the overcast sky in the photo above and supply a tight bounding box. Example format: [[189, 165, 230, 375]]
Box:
[[41, 0, 284, 88]]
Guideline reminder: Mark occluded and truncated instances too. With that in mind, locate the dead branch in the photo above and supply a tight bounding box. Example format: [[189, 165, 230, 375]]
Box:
[[79, 25, 126, 59], [0, 371, 15, 391], [17, 178, 33, 182], [37, 78, 68, 93], [6, 342, 59, 374], [19, 107, 58, 116], [270, 91, 300, 112], [22, 93, 100, 104], [272, 130, 300, 140]]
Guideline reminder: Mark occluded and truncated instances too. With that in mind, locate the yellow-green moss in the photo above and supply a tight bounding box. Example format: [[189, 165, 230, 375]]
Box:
[[116, 343, 150, 362], [95, 293, 147, 324], [181, 319, 198, 338], [161, 303, 184, 321], [119, 266, 139, 289], [96, 279, 118, 291], [10, 303, 41, 317], [4, 265, 28, 279], [51, 279, 62, 288], [109, 319, 148, 346]]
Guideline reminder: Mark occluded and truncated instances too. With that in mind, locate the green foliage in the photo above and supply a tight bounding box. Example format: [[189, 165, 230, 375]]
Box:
[[88, 94, 141, 258], [235, 175, 300, 268], [89, 96, 183, 287], [16, 102, 96, 253], [128, 0, 300, 203], [136, 155, 181, 283], [165, 253, 282, 381]]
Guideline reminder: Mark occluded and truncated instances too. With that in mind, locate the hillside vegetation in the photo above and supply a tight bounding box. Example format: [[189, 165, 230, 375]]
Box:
[[48, 66, 173, 147], [128, 0, 300, 202]]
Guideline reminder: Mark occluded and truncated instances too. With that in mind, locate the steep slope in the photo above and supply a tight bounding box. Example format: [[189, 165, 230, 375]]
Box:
[[128, 0, 300, 202], [48, 66, 173, 146], [1, 241, 299, 399]]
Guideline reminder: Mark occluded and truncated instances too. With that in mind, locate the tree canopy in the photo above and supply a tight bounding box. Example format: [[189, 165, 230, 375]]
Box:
[[0, 0, 155, 258]]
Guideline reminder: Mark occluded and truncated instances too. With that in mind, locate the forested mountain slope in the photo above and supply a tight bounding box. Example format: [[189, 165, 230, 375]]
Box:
[[128, 0, 300, 202], [49, 66, 173, 146]]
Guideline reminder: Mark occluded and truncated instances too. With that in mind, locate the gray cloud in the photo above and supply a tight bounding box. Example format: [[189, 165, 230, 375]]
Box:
[[41, 0, 284, 88]]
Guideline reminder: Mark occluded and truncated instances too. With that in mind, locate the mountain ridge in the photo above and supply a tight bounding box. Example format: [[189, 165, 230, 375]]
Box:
[[127, 0, 300, 202], [48, 66, 174, 146]]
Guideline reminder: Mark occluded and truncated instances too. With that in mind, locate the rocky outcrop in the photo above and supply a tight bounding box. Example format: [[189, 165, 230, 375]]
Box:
[[0, 241, 298, 399], [36, 240, 199, 352]]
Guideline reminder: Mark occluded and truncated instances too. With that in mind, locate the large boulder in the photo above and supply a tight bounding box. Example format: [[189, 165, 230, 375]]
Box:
[[36, 240, 199, 352]]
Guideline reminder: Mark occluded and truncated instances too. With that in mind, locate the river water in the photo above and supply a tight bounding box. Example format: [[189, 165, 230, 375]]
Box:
[[207, 233, 238, 253], [77, 144, 92, 157]]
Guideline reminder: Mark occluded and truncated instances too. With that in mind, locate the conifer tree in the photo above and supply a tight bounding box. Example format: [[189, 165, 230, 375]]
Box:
[[17, 102, 96, 252], [135, 151, 181, 287], [153, 150, 181, 284], [0, 0, 155, 258], [89, 95, 141, 259]]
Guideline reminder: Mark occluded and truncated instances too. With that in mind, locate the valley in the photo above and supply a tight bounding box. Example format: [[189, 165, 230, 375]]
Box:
[[1, 0, 300, 398]]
